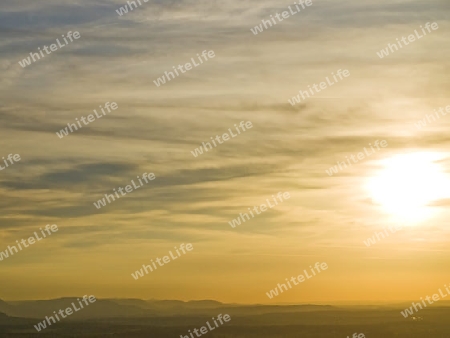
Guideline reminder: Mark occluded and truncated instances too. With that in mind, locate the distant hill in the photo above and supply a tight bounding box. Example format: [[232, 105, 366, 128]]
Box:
[[0, 298, 335, 319], [0, 311, 34, 325], [1, 300, 450, 337], [0, 300, 19, 318], [0, 298, 149, 319]]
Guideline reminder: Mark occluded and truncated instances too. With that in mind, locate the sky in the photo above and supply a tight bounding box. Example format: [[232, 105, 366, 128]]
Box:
[[1, 0, 450, 303]]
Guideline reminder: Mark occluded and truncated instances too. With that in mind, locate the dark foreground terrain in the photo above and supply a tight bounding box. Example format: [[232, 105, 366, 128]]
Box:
[[0, 299, 449, 337]]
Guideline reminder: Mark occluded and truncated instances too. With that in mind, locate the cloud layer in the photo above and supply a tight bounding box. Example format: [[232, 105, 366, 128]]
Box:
[[1, 0, 450, 303]]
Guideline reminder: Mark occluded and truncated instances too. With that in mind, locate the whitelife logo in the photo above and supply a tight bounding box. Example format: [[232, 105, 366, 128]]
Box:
[[0, 225, 59, 262], [363, 224, 404, 247], [414, 104, 450, 129], [18, 31, 81, 68], [400, 284, 450, 318], [0, 153, 21, 171], [228, 192, 290, 228], [180, 314, 231, 338], [34, 295, 96, 332], [153, 50, 216, 87], [325, 140, 388, 176], [56, 102, 119, 139], [250, 0, 313, 35], [265, 262, 328, 299], [131, 243, 193, 280], [93, 172, 155, 210], [115, 0, 149, 17], [190, 121, 252, 158], [288, 69, 350, 106], [377, 22, 439, 59]]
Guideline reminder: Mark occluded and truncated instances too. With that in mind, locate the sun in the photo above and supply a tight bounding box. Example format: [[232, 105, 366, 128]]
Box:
[[366, 152, 450, 224]]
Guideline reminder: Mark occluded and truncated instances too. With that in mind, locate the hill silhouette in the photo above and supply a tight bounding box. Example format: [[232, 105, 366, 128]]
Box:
[[0, 299, 449, 337]]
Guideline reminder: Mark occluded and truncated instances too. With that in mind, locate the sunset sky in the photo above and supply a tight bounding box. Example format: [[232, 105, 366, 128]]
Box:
[[1, 0, 450, 303]]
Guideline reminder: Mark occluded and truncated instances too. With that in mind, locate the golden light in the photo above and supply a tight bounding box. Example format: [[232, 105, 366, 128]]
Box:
[[366, 152, 450, 225]]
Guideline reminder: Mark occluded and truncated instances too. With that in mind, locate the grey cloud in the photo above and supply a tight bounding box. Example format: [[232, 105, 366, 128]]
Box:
[[0, 162, 137, 191]]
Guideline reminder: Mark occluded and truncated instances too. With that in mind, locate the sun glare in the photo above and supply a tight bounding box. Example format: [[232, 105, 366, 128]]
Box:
[[367, 152, 450, 224]]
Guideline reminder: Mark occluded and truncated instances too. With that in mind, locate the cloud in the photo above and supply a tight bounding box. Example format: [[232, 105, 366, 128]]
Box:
[[1, 0, 450, 302], [0, 162, 136, 191]]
